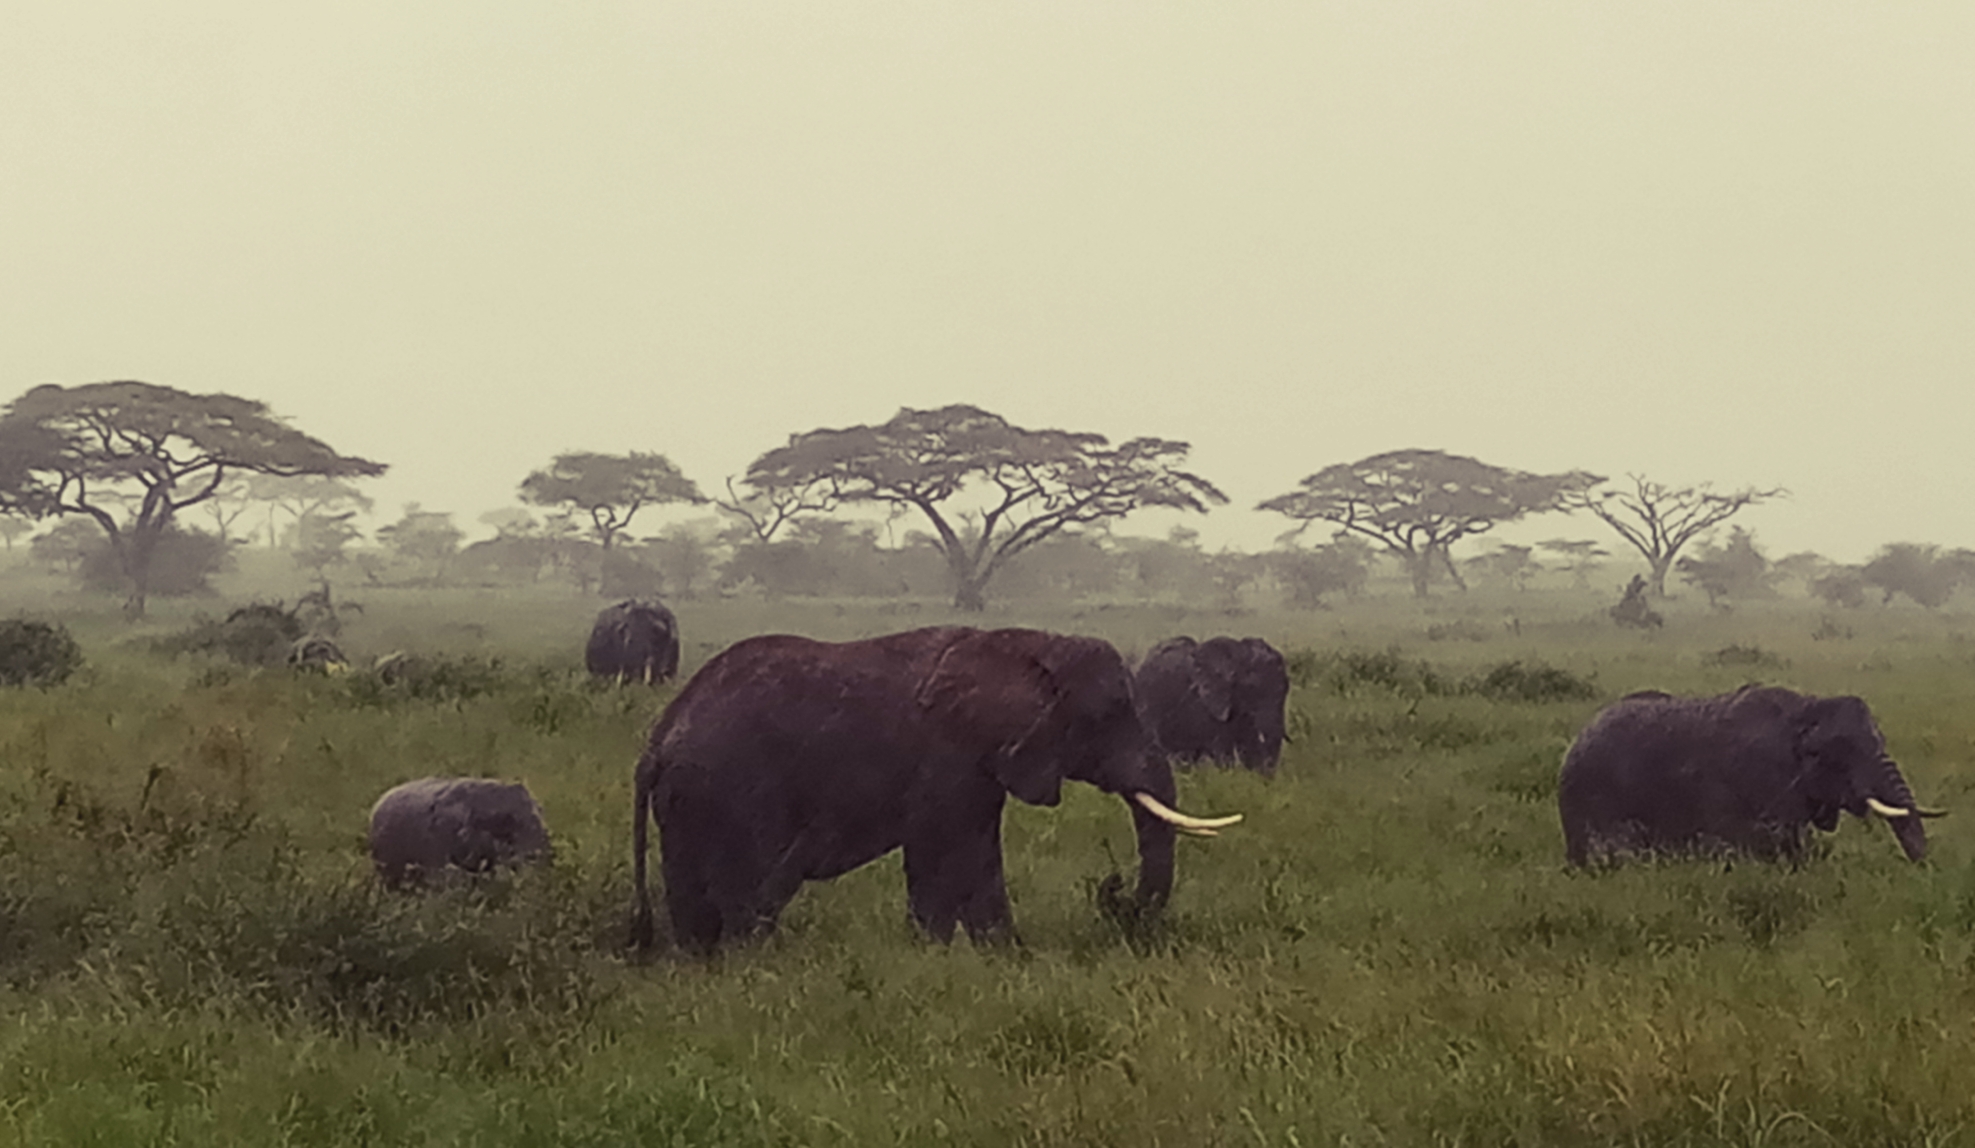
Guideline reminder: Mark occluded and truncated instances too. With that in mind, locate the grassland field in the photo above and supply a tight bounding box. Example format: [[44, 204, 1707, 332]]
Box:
[[5, 557, 1975, 1147]]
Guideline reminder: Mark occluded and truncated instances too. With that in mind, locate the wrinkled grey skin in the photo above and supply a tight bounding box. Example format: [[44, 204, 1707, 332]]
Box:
[[631, 626, 1184, 954], [1558, 686, 1936, 866], [586, 599, 680, 685], [369, 777, 553, 887], [1134, 636, 1289, 776]]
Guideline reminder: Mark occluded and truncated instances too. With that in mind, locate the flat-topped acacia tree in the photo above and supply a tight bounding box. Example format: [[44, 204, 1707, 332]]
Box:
[[1259, 449, 1601, 598], [518, 451, 705, 553], [0, 381, 386, 617], [740, 404, 1227, 611]]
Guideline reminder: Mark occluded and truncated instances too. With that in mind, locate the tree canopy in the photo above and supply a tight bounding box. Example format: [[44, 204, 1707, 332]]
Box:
[[739, 404, 1227, 610], [1258, 449, 1599, 597], [1564, 475, 1784, 597], [518, 451, 704, 553], [0, 381, 385, 615]]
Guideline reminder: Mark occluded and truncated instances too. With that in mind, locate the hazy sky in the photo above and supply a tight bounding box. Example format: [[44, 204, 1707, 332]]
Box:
[[5, 3, 1971, 562]]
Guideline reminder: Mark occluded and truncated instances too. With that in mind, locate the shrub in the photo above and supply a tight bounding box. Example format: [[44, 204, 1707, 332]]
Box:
[[1463, 659, 1599, 702], [155, 603, 305, 667], [1704, 643, 1786, 670], [0, 618, 83, 687]]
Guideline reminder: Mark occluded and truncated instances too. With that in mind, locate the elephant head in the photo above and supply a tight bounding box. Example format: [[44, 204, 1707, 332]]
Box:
[[1794, 694, 1942, 861], [915, 629, 1237, 917]]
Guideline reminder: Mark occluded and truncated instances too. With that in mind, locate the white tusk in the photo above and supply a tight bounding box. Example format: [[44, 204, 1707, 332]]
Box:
[[1133, 792, 1243, 831], [1866, 797, 1912, 819], [1917, 805, 1949, 818]]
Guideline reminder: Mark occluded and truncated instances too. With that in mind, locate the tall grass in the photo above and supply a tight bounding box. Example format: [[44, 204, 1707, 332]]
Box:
[[3, 572, 1975, 1144]]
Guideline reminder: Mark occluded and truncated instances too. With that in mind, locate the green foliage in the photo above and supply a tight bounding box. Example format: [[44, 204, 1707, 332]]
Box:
[[6, 591, 1975, 1144], [1703, 642, 1787, 669], [1465, 658, 1600, 702], [1861, 542, 1975, 609], [1676, 525, 1775, 607], [0, 619, 83, 687]]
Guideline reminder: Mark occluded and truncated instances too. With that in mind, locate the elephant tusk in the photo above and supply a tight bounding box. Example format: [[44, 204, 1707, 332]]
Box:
[[1866, 797, 1912, 819], [1133, 792, 1243, 831], [1917, 804, 1949, 818]]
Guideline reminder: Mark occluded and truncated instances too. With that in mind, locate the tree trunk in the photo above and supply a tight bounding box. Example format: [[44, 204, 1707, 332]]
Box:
[[1406, 554, 1433, 598], [121, 528, 158, 619], [1649, 556, 1674, 597], [952, 577, 988, 612]]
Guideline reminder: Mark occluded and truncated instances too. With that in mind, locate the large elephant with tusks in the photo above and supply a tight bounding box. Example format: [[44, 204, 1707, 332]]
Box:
[[631, 626, 1243, 953], [586, 599, 679, 684], [1558, 686, 1944, 866]]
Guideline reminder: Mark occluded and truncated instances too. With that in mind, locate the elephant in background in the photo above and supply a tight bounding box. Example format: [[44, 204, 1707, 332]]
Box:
[[586, 599, 679, 684], [631, 626, 1243, 954], [1558, 686, 1944, 866], [1134, 636, 1290, 776], [369, 777, 552, 887]]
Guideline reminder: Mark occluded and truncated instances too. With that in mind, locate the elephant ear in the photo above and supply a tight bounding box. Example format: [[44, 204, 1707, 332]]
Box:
[[915, 630, 1080, 807]]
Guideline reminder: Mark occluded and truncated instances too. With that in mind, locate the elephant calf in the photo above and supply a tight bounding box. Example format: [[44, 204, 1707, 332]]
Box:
[[368, 777, 552, 887], [1134, 636, 1290, 775], [1558, 686, 1944, 866]]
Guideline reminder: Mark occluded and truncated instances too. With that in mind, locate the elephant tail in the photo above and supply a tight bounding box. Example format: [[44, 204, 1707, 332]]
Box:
[[630, 736, 664, 950]]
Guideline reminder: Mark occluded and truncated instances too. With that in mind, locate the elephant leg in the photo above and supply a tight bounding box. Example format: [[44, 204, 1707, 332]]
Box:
[[903, 799, 1012, 945], [660, 793, 784, 952]]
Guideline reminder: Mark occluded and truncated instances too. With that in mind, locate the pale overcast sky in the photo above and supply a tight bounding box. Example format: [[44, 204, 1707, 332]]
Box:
[[4, 3, 1971, 562]]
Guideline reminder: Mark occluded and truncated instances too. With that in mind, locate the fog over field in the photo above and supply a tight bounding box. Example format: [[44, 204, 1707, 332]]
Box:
[[5, 3, 1973, 561]]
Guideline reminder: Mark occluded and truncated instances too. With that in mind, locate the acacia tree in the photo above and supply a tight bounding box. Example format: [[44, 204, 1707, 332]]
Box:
[[519, 451, 704, 554], [1258, 449, 1599, 598], [1564, 475, 1784, 597], [247, 473, 374, 549], [740, 405, 1227, 610], [0, 381, 385, 616]]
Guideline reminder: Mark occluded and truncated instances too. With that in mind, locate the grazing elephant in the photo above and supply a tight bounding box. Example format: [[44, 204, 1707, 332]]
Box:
[[630, 626, 1243, 953], [586, 599, 680, 684], [286, 634, 348, 673], [369, 777, 552, 887], [1558, 686, 1944, 866], [1134, 636, 1290, 775]]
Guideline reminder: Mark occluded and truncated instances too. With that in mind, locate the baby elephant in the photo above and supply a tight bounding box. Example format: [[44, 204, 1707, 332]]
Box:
[[368, 777, 552, 887], [1135, 636, 1290, 775]]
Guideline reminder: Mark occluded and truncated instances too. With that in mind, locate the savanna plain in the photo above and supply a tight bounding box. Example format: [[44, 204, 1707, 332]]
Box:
[[5, 563, 1975, 1148]]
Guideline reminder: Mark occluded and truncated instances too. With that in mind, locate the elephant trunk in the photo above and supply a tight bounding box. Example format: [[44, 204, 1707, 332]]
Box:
[[1871, 757, 1930, 862], [1126, 795, 1177, 912]]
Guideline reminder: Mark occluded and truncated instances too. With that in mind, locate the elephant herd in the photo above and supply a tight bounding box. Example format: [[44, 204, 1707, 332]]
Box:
[[365, 598, 1948, 955]]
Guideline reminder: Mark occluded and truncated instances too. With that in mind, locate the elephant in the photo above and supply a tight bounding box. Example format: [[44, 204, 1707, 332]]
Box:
[[286, 634, 347, 673], [368, 777, 553, 887], [1134, 636, 1290, 776], [586, 599, 680, 685], [630, 625, 1243, 953], [1557, 686, 1944, 866]]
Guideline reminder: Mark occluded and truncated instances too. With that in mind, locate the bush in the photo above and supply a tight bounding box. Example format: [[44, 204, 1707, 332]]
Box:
[[1704, 643, 1787, 670], [155, 603, 306, 667], [1463, 659, 1599, 702], [340, 653, 516, 707], [76, 523, 234, 597], [0, 618, 83, 687]]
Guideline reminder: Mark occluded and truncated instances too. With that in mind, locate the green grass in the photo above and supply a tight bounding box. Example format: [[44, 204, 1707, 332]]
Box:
[[5, 567, 1975, 1145]]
